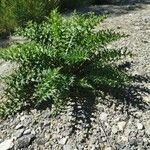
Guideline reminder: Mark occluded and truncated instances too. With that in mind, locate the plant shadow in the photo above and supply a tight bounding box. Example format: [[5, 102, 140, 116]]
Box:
[[65, 63, 150, 139], [68, 89, 97, 139]]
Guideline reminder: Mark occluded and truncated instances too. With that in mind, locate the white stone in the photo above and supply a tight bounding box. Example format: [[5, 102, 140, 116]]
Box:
[[45, 142, 49, 147], [90, 145, 96, 150], [121, 136, 128, 142], [63, 144, 72, 150], [10, 36, 28, 41], [24, 129, 31, 135], [143, 95, 150, 103], [59, 136, 69, 145], [31, 130, 36, 135], [137, 123, 144, 130], [15, 124, 23, 130], [112, 125, 118, 134], [135, 112, 142, 118], [145, 120, 150, 135], [20, 115, 28, 121], [0, 139, 14, 150], [104, 146, 112, 150], [143, 138, 148, 142], [117, 121, 126, 131], [45, 133, 51, 141], [100, 112, 108, 121]]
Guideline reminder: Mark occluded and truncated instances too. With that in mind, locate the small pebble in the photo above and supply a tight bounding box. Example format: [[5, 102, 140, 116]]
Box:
[[59, 136, 69, 145], [137, 123, 144, 130], [24, 129, 31, 135], [118, 121, 126, 131], [15, 124, 23, 130], [100, 112, 108, 121]]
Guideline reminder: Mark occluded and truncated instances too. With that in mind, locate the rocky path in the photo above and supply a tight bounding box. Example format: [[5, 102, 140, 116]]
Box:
[[0, 3, 150, 150]]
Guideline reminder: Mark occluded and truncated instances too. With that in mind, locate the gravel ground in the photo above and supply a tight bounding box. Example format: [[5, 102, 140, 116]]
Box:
[[0, 2, 150, 150]]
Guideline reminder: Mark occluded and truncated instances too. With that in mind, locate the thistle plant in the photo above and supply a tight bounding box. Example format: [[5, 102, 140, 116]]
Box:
[[0, 10, 131, 117]]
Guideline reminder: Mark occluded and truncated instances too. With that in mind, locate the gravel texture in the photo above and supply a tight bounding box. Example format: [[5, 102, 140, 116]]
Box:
[[0, 1, 150, 150]]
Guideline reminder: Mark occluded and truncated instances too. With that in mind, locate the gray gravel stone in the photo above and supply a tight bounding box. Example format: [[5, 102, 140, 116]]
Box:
[[0, 139, 2, 144], [43, 120, 50, 127], [13, 128, 24, 139], [128, 138, 138, 146], [36, 138, 46, 145], [16, 134, 35, 149]]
